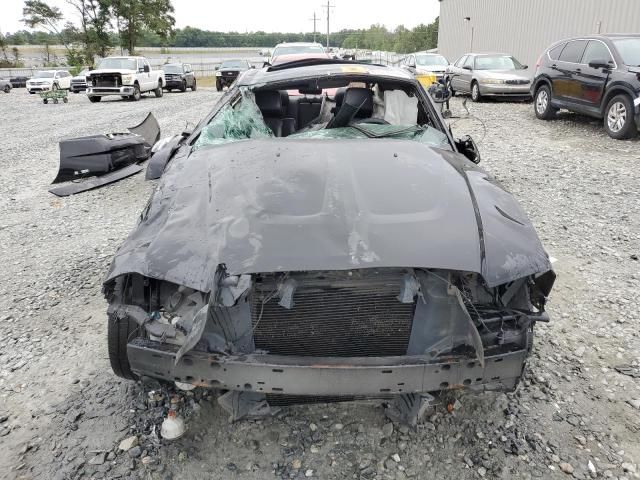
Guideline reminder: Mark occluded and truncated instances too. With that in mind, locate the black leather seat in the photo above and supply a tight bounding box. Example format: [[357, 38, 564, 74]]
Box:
[[327, 87, 374, 128], [255, 90, 296, 137]]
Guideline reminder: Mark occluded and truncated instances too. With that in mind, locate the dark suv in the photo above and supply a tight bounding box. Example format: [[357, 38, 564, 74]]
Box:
[[162, 63, 196, 92], [531, 34, 640, 139]]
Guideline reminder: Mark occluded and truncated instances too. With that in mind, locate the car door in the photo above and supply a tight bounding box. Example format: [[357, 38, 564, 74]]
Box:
[[553, 39, 588, 103], [449, 55, 468, 91], [574, 40, 614, 109], [458, 55, 475, 93]]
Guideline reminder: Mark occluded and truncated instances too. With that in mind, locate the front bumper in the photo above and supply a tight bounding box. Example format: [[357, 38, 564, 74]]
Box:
[[86, 86, 135, 96], [128, 338, 526, 396], [217, 75, 239, 86], [479, 83, 532, 97], [165, 80, 185, 88], [27, 85, 53, 92]]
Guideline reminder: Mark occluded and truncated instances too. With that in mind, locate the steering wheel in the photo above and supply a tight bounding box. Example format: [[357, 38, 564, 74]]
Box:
[[352, 118, 390, 125]]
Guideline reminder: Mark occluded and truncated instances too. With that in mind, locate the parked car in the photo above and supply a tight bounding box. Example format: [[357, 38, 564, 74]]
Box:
[[447, 53, 532, 101], [86, 56, 165, 102], [270, 52, 331, 67], [215, 59, 252, 91], [70, 69, 90, 93], [162, 63, 196, 92], [10, 76, 28, 88], [532, 34, 640, 139], [268, 42, 327, 65], [104, 59, 555, 424], [401, 52, 450, 82], [26, 70, 72, 93], [0, 78, 11, 93]]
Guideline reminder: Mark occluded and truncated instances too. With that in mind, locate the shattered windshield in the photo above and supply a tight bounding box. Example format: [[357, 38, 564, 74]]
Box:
[[98, 58, 138, 70], [193, 91, 273, 150], [290, 124, 451, 149], [33, 71, 55, 78]]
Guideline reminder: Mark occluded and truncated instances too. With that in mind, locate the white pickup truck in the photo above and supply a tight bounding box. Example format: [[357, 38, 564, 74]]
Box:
[[86, 56, 165, 102]]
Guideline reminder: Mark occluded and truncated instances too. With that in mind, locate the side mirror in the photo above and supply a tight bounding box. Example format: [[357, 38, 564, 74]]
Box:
[[215, 66, 219, 70], [522, 65, 529, 69], [250, 65, 256, 69], [143, 65, 150, 73], [456, 135, 481, 164], [462, 65, 472, 71], [588, 59, 611, 70]]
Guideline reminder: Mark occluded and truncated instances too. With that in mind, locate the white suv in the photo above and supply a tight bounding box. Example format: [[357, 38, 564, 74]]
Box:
[[26, 70, 72, 93]]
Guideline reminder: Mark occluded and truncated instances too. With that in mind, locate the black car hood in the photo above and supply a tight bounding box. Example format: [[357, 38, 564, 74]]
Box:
[[105, 139, 551, 291]]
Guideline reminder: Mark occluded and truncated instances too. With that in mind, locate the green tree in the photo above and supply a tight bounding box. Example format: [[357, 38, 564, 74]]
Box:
[[110, 0, 175, 54]]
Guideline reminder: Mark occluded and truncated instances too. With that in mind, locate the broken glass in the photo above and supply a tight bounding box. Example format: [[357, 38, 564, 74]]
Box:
[[193, 89, 273, 150]]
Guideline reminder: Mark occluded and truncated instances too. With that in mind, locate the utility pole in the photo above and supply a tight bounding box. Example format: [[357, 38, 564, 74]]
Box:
[[322, 1, 335, 49], [309, 12, 318, 43]]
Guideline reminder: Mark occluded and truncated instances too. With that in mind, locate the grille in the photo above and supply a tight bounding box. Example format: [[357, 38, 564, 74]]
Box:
[[93, 75, 120, 87], [251, 271, 415, 357]]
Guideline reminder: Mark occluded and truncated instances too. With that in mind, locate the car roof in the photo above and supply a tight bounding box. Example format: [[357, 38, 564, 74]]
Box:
[[238, 61, 413, 87], [274, 42, 324, 47], [465, 52, 512, 57]]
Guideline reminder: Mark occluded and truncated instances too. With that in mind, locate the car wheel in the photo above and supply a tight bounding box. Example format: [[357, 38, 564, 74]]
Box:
[[216, 80, 223, 92], [534, 85, 557, 120], [471, 81, 481, 102], [88, 96, 101, 103], [180, 80, 187, 92], [107, 277, 140, 380], [191, 79, 197, 91], [131, 84, 141, 101], [3, 85, 10, 93], [154, 81, 163, 97], [604, 94, 637, 140]]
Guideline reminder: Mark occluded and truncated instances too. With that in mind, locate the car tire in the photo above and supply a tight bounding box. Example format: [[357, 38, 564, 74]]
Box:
[[191, 79, 197, 91], [4, 85, 11, 93], [88, 96, 101, 103], [471, 81, 481, 102], [154, 81, 163, 98], [604, 94, 638, 140], [180, 80, 187, 92], [107, 277, 140, 380], [216, 80, 223, 92], [131, 84, 141, 101], [534, 85, 557, 120]]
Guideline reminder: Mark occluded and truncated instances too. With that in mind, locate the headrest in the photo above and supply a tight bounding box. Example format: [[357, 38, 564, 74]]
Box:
[[342, 87, 373, 118], [255, 90, 285, 116], [334, 87, 347, 107]]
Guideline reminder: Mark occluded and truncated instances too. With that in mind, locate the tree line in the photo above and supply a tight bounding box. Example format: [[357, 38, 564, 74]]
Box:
[[2, 1, 439, 67]]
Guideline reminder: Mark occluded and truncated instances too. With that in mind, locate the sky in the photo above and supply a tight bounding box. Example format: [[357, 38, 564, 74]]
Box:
[[1, 0, 440, 35]]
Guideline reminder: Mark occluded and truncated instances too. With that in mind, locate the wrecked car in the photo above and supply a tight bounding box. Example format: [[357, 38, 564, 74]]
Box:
[[104, 58, 555, 424]]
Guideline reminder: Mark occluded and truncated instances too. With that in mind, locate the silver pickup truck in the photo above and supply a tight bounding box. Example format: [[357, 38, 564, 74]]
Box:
[[86, 56, 165, 102]]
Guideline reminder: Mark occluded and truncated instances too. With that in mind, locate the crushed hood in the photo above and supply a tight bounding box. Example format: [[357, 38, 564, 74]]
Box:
[[105, 139, 550, 291]]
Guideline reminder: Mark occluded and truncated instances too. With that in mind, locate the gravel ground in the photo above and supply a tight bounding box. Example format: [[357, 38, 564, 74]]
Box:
[[0, 89, 639, 480]]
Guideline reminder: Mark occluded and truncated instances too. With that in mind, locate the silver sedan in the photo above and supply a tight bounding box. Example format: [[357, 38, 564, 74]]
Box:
[[447, 53, 532, 102]]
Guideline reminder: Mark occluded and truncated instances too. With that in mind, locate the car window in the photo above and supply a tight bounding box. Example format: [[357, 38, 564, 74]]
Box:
[[454, 56, 467, 67], [548, 43, 565, 60], [611, 38, 640, 66], [463, 56, 474, 68], [582, 41, 613, 65], [272, 45, 326, 56], [558, 40, 588, 63], [474, 55, 523, 70], [416, 54, 448, 66]]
